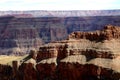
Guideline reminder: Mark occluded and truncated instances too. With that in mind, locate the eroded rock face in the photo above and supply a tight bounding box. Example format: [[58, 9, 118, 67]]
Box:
[[1, 15, 120, 55], [0, 64, 13, 80], [18, 63, 37, 80], [36, 63, 56, 80], [68, 25, 120, 41], [36, 25, 120, 80], [1, 25, 120, 80]]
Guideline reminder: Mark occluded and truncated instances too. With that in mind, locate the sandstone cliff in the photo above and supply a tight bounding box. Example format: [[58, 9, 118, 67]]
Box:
[[1, 25, 120, 80], [1, 15, 120, 55], [36, 25, 120, 80]]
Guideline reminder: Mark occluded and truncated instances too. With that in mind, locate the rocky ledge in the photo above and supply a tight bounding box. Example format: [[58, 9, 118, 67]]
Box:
[[1, 25, 120, 80]]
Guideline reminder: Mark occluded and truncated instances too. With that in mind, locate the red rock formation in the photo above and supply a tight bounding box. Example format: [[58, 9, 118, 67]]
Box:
[[0, 64, 13, 80], [18, 63, 37, 80], [36, 25, 120, 80], [36, 63, 56, 80], [68, 25, 120, 41], [1, 25, 120, 80]]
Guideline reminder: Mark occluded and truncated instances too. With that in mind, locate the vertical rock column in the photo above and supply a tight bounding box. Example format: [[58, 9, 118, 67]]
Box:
[[12, 61, 19, 79]]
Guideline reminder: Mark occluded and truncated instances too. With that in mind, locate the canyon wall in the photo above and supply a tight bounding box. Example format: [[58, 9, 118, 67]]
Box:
[[1, 10, 120, 17], [1, 15, 120, 55], [1, 25, 120, 80]]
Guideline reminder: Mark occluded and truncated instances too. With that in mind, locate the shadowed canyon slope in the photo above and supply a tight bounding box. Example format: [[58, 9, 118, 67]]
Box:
[[1, 10, 120, 55], [1, 25, 120, 80]]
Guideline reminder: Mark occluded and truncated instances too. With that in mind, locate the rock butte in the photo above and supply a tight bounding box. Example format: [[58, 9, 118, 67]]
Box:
[[1, 25, 120, 80]]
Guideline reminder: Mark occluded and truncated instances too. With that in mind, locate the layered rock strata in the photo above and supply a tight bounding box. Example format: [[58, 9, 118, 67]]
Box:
[[37, 25, 120, 80], [1, 25, 120, 80], [1, 15, 120, 55]]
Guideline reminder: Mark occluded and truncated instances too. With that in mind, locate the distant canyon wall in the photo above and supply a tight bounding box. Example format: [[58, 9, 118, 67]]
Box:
[[0, 15, 120, 55]]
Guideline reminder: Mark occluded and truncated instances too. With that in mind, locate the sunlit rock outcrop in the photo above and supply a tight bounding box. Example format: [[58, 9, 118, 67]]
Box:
[[1, 25, 120, 80]]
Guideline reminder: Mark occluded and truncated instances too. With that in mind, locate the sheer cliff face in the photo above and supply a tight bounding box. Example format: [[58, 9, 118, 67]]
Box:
[[1, 15, 120, 55], [0, 16, 43, 55], [1, 25, 120, 80], [36, 25, 120, 80], [0, 16, 68, 55]]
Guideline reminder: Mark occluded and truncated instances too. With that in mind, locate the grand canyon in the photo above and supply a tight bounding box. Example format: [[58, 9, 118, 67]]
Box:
[[0, 10, 120, 55], [1, 10, 120, 80]]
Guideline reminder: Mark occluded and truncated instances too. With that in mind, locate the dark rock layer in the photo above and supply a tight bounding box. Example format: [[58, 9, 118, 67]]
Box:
[[1, 25, 120, 80]]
